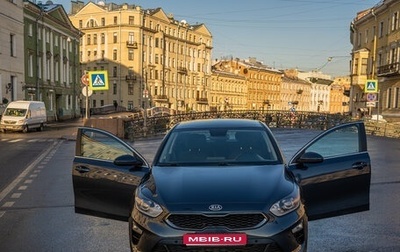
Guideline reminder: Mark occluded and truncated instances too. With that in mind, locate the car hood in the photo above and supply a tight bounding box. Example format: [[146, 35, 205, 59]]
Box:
[[148, 165, 294, 212]]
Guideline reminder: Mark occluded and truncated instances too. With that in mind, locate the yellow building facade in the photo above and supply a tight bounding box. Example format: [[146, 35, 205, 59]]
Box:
[[69, 1, 212, 113], [212, 58, 282, 111], [210, 70, 247, 111], [281, 69, 311, 112], [351, 0, 400, 121]]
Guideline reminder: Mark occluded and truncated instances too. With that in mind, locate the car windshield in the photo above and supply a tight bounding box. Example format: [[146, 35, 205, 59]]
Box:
[[157, 128, 279, 166], [4, 108, 27, 117]]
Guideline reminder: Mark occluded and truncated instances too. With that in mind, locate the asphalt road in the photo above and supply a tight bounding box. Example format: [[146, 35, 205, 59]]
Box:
[[0, 126, 399, 251]]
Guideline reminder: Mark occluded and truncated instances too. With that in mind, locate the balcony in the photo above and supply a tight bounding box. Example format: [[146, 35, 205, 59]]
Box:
[[377, 62, 400, 77], [126, 75, 136, 81], [126, 41, 138, 48], [153, 95, 169, 102], [196, 97, 208, 104], [178, 67, 188, 75]]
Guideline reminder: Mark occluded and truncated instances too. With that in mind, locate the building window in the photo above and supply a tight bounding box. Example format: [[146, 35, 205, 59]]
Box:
[[361, 58, 367, 75], [28, 24, 33, 37], [101, 33, 105, 44], [128, 49, 134, 61], [391, 12, 398, 31], [93, 34, 97, 44], [387, 88, 392, 108], [79, 20, 82, 28], [113, 49, 117, 60], [113, 66, 117, 77], [113, 32, 118, 43], [128, 84, 134, 95], [379, 21, 384, 37], [113, 84, 117, 95], [155, 54, 159, 64], [10, 34, 16, 57], [28, 53, 33, 77], [87, 34, 91, 45], [128, 32, 134, 43], [129, 16, 134, 25], [113, 16, 118, 24], [101, 17, 105, 26]]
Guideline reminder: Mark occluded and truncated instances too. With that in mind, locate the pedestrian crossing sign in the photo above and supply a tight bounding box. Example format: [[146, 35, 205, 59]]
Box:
[[365, 79, 378, 93], [89, 71, 109, 90]]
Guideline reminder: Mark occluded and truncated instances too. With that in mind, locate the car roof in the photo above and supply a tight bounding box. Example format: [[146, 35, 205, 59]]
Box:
[[173, 118, 264, 130]]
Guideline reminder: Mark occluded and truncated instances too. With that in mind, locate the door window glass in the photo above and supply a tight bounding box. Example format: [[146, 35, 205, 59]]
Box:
[[305, 125, 359, 158], [80, 130, 132, 161]]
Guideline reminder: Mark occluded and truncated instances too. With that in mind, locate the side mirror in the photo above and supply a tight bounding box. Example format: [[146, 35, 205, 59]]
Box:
[[297, 152, 324, 164], [114, 154, 144, 167]]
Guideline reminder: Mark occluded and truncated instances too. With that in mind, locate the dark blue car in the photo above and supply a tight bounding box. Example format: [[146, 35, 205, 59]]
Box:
[[72, 119, 371, 252]]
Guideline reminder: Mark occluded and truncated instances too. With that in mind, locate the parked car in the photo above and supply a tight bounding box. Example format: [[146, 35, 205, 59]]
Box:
[[72, 119, 371, 252], [365, 114, 387, 122], [0, 101, 47, 133]]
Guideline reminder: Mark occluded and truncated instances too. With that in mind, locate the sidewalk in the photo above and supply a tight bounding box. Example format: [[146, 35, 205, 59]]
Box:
[[46, 118, 84, 141]]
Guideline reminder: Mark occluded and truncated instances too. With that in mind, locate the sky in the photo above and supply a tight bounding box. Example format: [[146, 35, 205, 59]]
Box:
[[52, 0, 380, 77]]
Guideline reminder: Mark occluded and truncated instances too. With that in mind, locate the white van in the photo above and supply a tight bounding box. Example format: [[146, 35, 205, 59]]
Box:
[[0, 101, 47, 133]]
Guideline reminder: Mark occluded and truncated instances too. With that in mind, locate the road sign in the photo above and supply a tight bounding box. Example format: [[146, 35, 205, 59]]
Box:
[[81, 74, 89, 85], [88, 71, 109, 90], [365, 80, 378, 93], [367, 93, 377, 102], [366, 101, 376, 107], [82, 86, 93, 97], [143, 89, 149, 98]]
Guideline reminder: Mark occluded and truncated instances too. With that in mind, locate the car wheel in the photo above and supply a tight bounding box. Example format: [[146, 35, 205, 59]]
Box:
[[22, 125, 29, 133], [37, 124, 44, 132]]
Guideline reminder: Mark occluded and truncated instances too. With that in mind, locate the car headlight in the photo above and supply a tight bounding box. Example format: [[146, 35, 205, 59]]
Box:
[[270, 187, 300, 216], [134, 189, 163, 218]]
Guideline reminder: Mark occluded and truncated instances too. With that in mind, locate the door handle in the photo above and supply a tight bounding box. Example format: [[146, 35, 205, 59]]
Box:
[[351, 162, 368, 170], [75, 166, 90, 173]]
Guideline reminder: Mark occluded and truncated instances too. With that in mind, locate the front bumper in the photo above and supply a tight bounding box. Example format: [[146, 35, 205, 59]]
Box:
[[0, 124, 24, 131], [129, 207, 308, 252]]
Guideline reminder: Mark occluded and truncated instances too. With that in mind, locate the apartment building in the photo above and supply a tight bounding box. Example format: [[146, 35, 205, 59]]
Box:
[[213, 58, 282, 111], [210, 69, 247, 111], [23, 1, 81, 121], [281, 69, 311, 112], [350, 0, 400, 121], [69, 1, 213, 113], [0, 0, 24, 106], [330, 76, 350, 114]]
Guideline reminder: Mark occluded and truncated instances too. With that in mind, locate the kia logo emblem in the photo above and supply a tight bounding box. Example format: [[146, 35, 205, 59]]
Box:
[[208, 204, 223, 211]]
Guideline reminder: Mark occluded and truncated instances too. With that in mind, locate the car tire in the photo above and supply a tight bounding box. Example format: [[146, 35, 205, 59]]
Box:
[[37, 124, 44, 132], [22, 125, 29, 133]]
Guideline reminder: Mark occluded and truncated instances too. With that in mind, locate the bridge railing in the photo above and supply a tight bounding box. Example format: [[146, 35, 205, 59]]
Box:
[[123, 110, 354, 140]]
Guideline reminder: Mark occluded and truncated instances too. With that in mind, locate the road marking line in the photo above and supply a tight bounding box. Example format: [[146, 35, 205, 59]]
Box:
[[0, 140, 61, 203], [9, 139, 23, 143], [30, 174, 38, 178], [11, 193, 21, 199], [24, 179, 33, 184], [0, 211, 5, 218], [3, 202, 14, 207], [18, 186, 27, 191]]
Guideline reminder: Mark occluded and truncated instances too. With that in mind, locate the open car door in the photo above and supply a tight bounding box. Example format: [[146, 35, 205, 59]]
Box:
[[288, 121, 371, 221], [72, 127, 150, 221]]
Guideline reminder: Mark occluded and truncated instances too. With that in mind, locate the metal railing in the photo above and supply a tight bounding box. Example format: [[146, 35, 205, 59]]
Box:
[[123, 110, 353, 140]]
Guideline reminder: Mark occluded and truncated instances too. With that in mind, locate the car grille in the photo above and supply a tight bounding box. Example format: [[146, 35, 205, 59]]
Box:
[[166, 214, 267, 230], [152, 244, 282, 252], [3, 120, 16, 124]]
